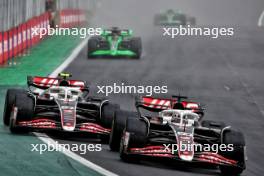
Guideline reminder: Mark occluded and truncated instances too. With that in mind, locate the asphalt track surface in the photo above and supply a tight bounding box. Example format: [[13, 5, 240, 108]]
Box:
[[50, 0, 264, 175], [45, 26, 264, 176]]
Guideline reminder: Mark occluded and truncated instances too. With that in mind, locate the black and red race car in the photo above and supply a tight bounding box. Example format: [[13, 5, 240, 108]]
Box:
[[109, 95, 204, 151], [3, 73, 119, 141], [110, 96, 246, 175]]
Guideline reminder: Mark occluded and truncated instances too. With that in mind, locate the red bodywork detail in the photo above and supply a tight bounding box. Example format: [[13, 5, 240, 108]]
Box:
[[18, 119, 110, 135], [19, 119, 56, 128], [129, 145, 238, 166], [79, 123, 111, 134], [196, 152, 238, 165], [61, 109, 76, 128], [177, 134, 194, 160], [142, 97, 200, 111], [31, 76, 85, 90], [130, 146, 174, 157]]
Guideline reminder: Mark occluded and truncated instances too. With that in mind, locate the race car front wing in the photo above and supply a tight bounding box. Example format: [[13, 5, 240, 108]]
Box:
[[127, 145, 240, 167], [17, 118, 110, 135]]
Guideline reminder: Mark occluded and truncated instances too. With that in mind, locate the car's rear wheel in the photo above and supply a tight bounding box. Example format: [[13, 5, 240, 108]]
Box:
[[154, 14, 162, 25], [3, 89, 26, 126], [88, 36, 100, 58], [101, 103, 120, 128], [201, 120, 226, 130], [219, 129, 246, 175], [100, 135, 110, 144], [178, 14, 187, 25], [109, 110, 138, 151], [120, 118, 148, 162], [187, 17, 196, 25], [10, 93, 34, 133], [130, 37, 142, 59]]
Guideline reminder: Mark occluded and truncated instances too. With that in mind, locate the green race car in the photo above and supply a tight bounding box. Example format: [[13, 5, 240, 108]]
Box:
[[88, 27, 142, 59], [154, 9, 196, 26]]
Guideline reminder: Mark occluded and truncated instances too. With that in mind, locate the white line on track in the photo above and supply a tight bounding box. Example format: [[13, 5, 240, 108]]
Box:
[[34, 133, 118, 176], [49, 38, 89, 77], [225, 59, 264, 117], [258, 10, 264, 27], [224, 85, 230, 91], [33, 37, 119, 176]]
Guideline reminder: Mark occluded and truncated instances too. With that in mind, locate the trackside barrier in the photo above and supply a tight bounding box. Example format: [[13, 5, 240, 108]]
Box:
[[21, 23, 27, 52], [0, 12, 50, 64], [13, 27, 18, 57], [17, 25, 22, 56], [3, 32, 8, 63], [8, 29, 13, 59], [0, 32, 2, 64], [59, 9, 86, 28], [0, 9, 86, 65]]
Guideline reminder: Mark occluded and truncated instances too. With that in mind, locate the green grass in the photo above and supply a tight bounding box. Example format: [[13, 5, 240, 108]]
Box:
[[0, 35, 102, 176], [0, 35, 82, 86]]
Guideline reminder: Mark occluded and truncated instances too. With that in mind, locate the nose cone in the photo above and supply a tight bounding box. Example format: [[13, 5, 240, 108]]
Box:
[[178, 150, 194, 161], [62, 125, 75, 131], [177, 134, 195, 161], [61, 109, 76, 131]]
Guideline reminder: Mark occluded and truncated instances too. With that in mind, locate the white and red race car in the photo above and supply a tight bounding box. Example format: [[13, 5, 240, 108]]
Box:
[[110, 95, 246, 175], [3, 73, 119, 141]]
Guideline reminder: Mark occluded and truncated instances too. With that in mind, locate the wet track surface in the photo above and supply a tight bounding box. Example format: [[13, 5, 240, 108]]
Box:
[[48, 26, 264, 176], [46, 1, 264, 175]]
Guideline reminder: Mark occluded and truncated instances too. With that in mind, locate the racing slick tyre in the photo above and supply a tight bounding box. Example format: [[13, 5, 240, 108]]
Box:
[[219, 129, 246, 175], [201, 120, 226, 130], [100, 135, 110, 144], [87, 36, 101, 58], [153, 14, 162, 26], [10, 93, 34, 133], [3, 89, 26, 126], [109, 110, 138, 151], [130, 37, 142, 59], [188, 17, 196, 26], [178, 14, 187, 25], [101, 103, 120, 128], [120, 118, 148, 162]]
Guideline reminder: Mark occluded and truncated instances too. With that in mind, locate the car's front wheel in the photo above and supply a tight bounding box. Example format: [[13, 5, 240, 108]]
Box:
[[130, 37, 142, 59], [10, 93, 34, 133], [219, 129, 246, 175], [120, 118, 148, 162], [109, 110, 138, 151], [201, 120, 226, 130], [3, 89, 26, 126], [101, 103, 120, 128], [87, 36, 101, 58]]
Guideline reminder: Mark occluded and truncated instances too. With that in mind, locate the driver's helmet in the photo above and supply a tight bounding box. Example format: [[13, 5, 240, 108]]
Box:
[[173, 102, 185, 110], [111, 27, 121, 35], [171, 112, 181, 123], [182, 114, 197, 126], [167, 9, 174, 14], [59, 80, 69, 87], [57, 89, 66, 100]]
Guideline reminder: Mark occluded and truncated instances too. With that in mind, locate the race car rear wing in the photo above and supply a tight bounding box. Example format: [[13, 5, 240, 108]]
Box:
[[136, 96, 172, 112], [27, 76, 88, 91], [102, 29, 133, 36], [135, 96, 204, 114]]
